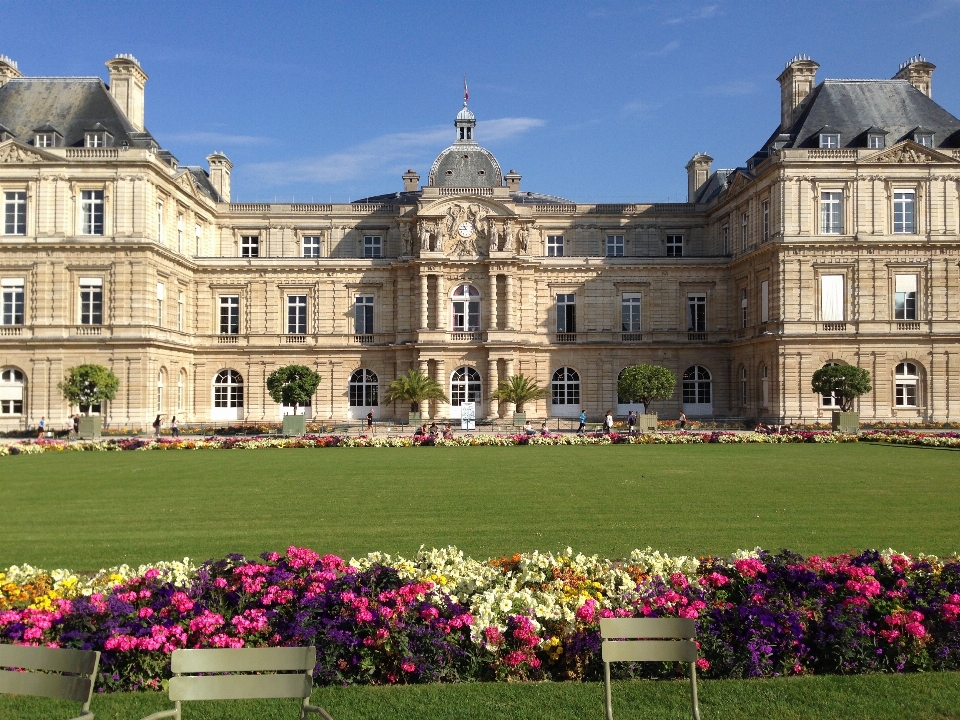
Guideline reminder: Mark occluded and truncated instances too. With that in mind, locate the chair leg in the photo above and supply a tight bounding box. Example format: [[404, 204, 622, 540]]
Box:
[[604, 661, 614, 720], [689, 663, 700, 720]]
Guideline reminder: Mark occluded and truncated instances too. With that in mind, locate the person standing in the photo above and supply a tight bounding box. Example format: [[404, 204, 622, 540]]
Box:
[[604, 410, 614, 434], [72, 414, 80, 439], [577, 410, 586, 435], [366, 409, 375, 435], [627, 410, 637, 435], [37, 416, 46, 439], [152, 414, 161, 438], [171, 416, 180, 438], [677, 410, 687, 430]]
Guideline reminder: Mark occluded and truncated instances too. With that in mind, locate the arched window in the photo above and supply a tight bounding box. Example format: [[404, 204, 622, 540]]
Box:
[[157, 370, 165, 413], [895, 362, 920, 407], [0, 368, 24, 415], [213, 370, 244, 409], [177, 369, 186, 411], [451, 366, 481, 407], [451, 284, 480, 332], [349, 369, 379, 407], [551, 367, 581, 407], [760, 364, 770, 408], [820, 362, 841, 407], [739, 366, 747, 406], [682, 366, 711, 405]]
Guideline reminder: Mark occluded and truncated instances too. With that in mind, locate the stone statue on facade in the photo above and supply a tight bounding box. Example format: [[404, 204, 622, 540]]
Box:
[[517, 224, 529, 254], [433, 221, 443, 252], [419, 221, 431, 251], [504, 220, 514, 254], [488, 219, 500, 252], [399, 223, 412, 255]]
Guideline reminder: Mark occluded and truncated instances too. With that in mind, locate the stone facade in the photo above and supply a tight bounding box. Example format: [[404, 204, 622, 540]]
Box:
[[1, 53, 959, 429]]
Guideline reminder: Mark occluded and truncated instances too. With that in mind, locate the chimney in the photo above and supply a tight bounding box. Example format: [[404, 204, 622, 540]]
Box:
[[105, 54, 148, 132], [402, 169, 420, 192], [0, 54, 22, 88], [685, 153, 713, 203], [206, 152, 233, 203], [894, 56, 935, 98], [505, 169, 521, 192], [777, 55, 819, 130]]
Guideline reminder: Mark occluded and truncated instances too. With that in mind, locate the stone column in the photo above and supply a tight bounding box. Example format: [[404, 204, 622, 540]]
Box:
[[505, 357, 516, 420], [487, 357, 499, 419], [435, 272, 446, 331], [419, 273, 429, 330], [436, 359, 448, 419], [506, 273, 516, 330]]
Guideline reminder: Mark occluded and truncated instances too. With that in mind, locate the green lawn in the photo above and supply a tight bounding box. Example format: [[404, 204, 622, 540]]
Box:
[[1, 443, 958, 570], [3, 674, 960, 719]]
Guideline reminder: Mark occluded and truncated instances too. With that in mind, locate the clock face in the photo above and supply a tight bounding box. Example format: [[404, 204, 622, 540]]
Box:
[[457, 221, 474, 238]]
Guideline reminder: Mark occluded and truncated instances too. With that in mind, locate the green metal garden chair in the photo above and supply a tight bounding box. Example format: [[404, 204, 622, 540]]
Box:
[[0, 644, 101, 719], [600, 617, 700, 720], [138, 646, 333, 720]]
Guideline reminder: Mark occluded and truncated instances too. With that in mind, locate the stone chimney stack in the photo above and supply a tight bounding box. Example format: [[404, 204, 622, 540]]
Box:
[[0, 55, 22, 88], [505, 170, 521, 192], [894, 56, 935, 98], [685, 153, 713, 203], [206, 152, 233, 203], [777, 55, 819, 130], [402, 169, 420, 192], [106, 54, 148, 132]]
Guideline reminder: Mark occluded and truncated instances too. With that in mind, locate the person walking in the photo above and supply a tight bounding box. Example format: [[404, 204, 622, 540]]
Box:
[[72, 414, 80, 439], [366, 409, 375, 435], [604, 410, 614, 435], [677, 410, 687, 430], [152, 414, 162, 438], [627, 410, 637, 435], [171, 416, 180, 438], [577, 410, 586, 435], [37, 416, 46, 439]]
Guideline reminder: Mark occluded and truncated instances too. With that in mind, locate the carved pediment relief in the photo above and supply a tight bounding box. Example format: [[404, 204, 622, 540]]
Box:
[[724, 171, 752, 197], [862, 140, 955, 164], [416, 198, 517, 258], [0, 139, 54, 164]]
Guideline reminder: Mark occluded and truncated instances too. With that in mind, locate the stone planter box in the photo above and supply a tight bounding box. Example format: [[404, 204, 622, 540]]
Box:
[[78, 415, 101, 440], [282, 414, 306, 437], [512, 412, 526, 427], [407, 411, 422, 425], [832, 411, 860, 434], [637, 413, 658, 432]]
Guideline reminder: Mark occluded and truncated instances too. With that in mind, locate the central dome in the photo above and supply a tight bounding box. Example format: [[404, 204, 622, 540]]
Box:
[[427, 102, 503, 188]]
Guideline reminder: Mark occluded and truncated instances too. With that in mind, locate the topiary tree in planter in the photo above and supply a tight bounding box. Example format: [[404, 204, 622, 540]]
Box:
[[58, 364, 119, 439], [383, 368, 448, 424], [616, 364, 677, 432], [490, 373, 547, 425], [811, 364, 871, 433], [267, 365, 321, 436]]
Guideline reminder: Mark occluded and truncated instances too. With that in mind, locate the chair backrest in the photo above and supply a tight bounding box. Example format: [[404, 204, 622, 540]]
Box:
[[0, 644, 100, 706], [169, 647, 316, 702], [600, 618, 698, 663]]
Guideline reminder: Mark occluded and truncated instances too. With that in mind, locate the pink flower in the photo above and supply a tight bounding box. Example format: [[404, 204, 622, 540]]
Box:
[[144, 568, 160, 580], [670, 572, 689, 589], [23, 627, 43, 641], [138, 607, 154, 618], [213, 578, 229, 589], [286, 546, 321, 569], [189, 610, 225, 636], [401, 661, 416, 672], [575, 599, 597, 623], [733, 558, 767, 579], [695, 657, 710, 671], [904, 622, 926, 638], [171, 592, 195, 614]]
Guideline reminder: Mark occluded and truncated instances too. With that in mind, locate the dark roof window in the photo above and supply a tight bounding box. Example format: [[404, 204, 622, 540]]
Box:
[[912, 127, 934, 147], [84, 123, 113, 148], [819, 127, 840, 148], [33, 124, 62, 148]]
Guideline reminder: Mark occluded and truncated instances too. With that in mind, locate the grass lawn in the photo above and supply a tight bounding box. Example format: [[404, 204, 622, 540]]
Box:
[[3, 673, 960, 719], [1, 443, 957, 570]]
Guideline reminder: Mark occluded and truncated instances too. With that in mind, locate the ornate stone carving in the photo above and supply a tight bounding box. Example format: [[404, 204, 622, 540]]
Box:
[[865, 142, 947, 164], [0, 142, 44, 164], [488, 218, 500, 252], [399, 223, 413, 255], [516, 223, 529, 254]]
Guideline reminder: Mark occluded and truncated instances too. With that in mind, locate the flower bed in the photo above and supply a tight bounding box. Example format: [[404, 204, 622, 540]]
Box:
[[861, 430, 960, 448], [0, 430, 863, 456], [2, 546, 958, 690]]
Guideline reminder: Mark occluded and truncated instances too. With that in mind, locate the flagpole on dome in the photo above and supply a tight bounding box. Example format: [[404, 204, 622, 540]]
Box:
[[464, 75, 469, 106]]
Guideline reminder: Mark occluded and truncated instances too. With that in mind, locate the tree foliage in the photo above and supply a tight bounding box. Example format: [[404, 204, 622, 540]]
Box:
[[58, 364, 119, 414], [266, 365, 321, 412], [616, 364, 677, 411], [384, 369, 448, 412], [490, 373, 547, 413], [811, 364, 872, 412]]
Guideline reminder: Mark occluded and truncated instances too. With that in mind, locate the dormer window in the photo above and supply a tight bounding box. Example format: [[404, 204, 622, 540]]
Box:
[[84, 131, 110, 148], [914, 132, 934, 148], [819, 133, 840, 149], [868, 134, 885, 149], [34, 133, 54, 148]]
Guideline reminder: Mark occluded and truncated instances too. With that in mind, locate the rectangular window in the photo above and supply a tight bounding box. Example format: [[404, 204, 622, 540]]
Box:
[[686, 294, 706, 332], [868, 134, 885, 149], [741, 213, 748, 251], [287, 294, 307, 335], [546, 235, 564, 257], [762, 201, 770, 242], [915, 133, 934, 148], [666, 235, 683, 257], [820, 191, 843, 234], [354, 295, 374, 334], [84, 132, 106, 148], [80, 190, 104, 235], [34, 133, 53, 148], [1, 278, 24, 325], [893, 191, 916, 234], [363, 235, 382, 258], [740, 288, 748, 328], [156, 201, 164, 241], [760, 280, 770, 323], [3, 191, 26, 235], [894, 274, 918, 320], [79, 277, 103, 325], [721, 224, 729, 254], [177, 291, 184, 332], [177, 214, 184, 254], [820, 274, 844, 322], [0, 400, 22, 414], [896, 382, 917, 407], [302, 236, 322, 258], [219, 295, 239, 334], [240, 235, 259, 257], [195, 223, 202, 256], [606, 235, 624, 257], [556, 293, 576, 333], [819, 133, 840, 148], [621, 293, 641, 332], [156, 282, 164, 326]]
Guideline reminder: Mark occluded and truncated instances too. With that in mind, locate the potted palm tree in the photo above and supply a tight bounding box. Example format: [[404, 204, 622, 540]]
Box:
[[58, 364, 119, 439], [616, 364, 677, 432], [811, 364, 871, 434], [384, 368, 448, 424], [266, 365, 321, 436], [490, 373, 547, 426]]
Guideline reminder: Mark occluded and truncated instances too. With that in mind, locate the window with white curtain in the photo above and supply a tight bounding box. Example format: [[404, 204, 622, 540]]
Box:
[[820, 192, 842, 234], [894, 274, 917, 320], [820, 275, 844, 322]]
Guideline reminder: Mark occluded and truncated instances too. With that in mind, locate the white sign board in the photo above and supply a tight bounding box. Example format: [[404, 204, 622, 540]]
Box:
[[460, 401, 476, 430]]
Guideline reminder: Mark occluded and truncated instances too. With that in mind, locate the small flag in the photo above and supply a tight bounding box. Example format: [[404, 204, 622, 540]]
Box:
[[464, 75, 469, 103]]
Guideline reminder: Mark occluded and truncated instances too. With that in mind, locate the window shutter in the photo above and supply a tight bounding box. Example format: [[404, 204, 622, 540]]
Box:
[[156, 283, 165, 300], [895, 274, 917, 293], [820, 275, 844, 321]]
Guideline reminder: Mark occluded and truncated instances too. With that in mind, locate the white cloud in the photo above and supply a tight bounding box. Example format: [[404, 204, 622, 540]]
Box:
[[164, 131, 272, 146], [247, 117, 545, 185], [663, 4, 719, 24], [914, 0, 960, 21], [644, 40, 680, 56], [702, 80, 757, 97]]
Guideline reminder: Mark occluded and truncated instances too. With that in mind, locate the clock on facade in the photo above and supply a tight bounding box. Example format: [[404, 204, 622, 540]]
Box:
[[457, 221, 474, 237]]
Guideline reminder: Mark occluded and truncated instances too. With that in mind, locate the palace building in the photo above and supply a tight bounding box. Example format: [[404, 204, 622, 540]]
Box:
[[1, 53, 959, 429]]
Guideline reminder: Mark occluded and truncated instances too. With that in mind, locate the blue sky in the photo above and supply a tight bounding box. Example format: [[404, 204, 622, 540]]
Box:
[[2, 1, 959, 202]]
